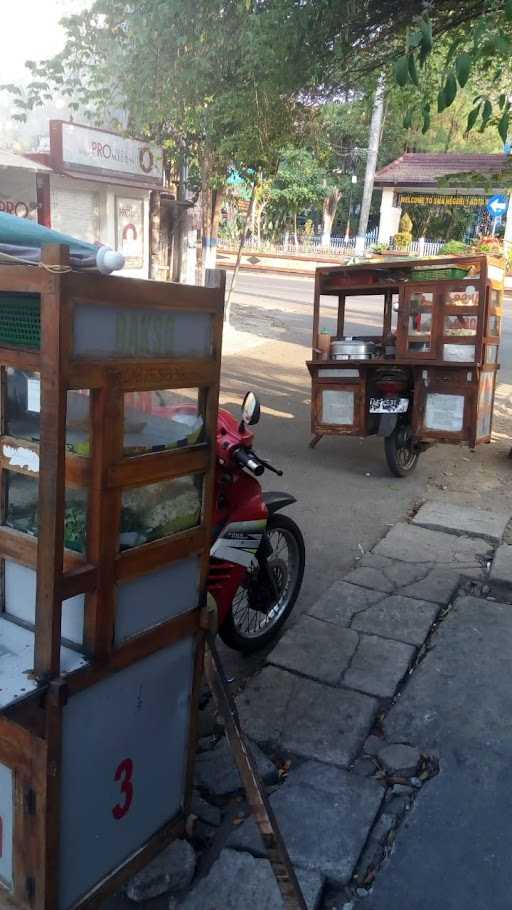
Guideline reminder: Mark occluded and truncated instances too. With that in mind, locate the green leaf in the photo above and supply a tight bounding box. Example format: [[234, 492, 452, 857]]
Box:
[[394, 55, 410, 87], [420, 17, 433, 51], [422, 108, 431, 134], [408, 29, 423, 48], [403, 109, 414, 129], [455, 53, 472, 88], [438, 88, 447, 114], [482, 98, 493, 122], [408, 53, 419, 86], [498, 111, 509, 144], [499, 93, 507, 109], [496, 35, 511, 54], [444, 72, 457, 107], [506, 0, 512, 21], [466, 105, 481, 132]]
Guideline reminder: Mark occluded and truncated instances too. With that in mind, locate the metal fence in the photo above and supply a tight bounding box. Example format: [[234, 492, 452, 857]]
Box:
[[219, 229, 443, 258]]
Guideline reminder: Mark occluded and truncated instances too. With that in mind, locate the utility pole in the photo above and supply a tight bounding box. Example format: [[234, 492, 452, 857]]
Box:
[[355, 73, 386, 256]]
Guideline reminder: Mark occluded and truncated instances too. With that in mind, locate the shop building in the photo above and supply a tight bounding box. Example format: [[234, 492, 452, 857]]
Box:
[[1, 121, 164, 278]]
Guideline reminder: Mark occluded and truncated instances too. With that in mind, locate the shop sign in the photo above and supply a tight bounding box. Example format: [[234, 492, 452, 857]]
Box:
[[54, 121, 163, 183], [116, 197, 144, 269], [399, 193, 487, 207], [0, 199, 33, 218]]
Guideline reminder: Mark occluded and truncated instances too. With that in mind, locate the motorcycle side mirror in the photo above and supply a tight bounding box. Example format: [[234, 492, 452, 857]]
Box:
[[241, 391, 261, 426]]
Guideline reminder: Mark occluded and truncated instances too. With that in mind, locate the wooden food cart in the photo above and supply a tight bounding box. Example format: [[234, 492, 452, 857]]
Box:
[[0, 245, 224, 909], [308, 254, 504, 476]]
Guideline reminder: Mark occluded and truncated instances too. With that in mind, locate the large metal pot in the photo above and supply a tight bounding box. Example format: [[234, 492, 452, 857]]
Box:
[[330, 339, 376, 360]]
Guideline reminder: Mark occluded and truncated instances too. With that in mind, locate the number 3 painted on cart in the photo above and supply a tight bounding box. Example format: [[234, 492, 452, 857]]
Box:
[[112, 758, 134, 820]]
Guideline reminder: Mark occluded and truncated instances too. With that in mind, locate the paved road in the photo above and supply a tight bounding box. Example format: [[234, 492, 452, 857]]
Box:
[[219, 269, 512, 679]]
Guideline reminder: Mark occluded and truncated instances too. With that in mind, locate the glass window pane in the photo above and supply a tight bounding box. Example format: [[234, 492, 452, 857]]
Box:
[[6, 370, 90, 454], [123, 389, 204, 456], [120, 475, 202, 550], [4, 471, 87, 554], [409, 312, 432, 335], [485, 345, 498, 364], [487, 315, 499, 336], [410, 292, 433, 310], [444, 315, 477, 336], [446, 286, 478, 306], [5, 472, 38, 537], [408, 340, 431, 353]]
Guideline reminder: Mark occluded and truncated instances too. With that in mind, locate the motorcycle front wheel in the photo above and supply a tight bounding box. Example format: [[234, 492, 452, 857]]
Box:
[[219, 513, 305, 653]]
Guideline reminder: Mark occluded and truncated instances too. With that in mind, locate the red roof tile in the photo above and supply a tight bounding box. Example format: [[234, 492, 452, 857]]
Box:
[[375, 152, 507, 187]]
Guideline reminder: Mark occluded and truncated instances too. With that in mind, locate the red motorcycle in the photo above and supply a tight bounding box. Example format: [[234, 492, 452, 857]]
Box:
[[207, 392, 305, 652]]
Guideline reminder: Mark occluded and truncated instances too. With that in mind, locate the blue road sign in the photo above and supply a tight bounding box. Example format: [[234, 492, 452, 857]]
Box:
[[487, 194, 509, 217]]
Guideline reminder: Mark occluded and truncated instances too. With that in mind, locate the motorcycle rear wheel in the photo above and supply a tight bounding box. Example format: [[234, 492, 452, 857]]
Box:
[[219, 513, 305, 653], [384, 423, 420, 477]]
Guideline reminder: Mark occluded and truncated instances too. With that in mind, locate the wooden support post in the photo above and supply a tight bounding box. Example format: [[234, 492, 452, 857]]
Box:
[[205, 633, 308, 910], [337, 293, 346, 337], [84, 385, 123, 659], [34, 245, 69, 680], [383, 288, 393, 338]]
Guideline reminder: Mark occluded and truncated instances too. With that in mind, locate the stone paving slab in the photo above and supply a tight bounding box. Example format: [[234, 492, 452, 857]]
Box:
[[358, 592, 512, 910], [309, 580, 385, 626], [179, 849, 323, 910], [373, 523, 491, 576], [490, 543, 512, 602], [349, 595, 439, 647], [229, 760, 383, 885], [268, 615, 359, 684], [383, 594, 512, 752], [195, 738, 277, 796], [412, 500, 510, 544], [344, 634, 415, 698], [236, 666, 377, 767], [345, 553, 460, 605], [361, 749, 512, 910]]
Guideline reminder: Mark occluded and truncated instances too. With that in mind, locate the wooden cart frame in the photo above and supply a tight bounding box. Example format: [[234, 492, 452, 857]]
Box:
[[308, 254, 504, 453], [0, 246, 224, 910]]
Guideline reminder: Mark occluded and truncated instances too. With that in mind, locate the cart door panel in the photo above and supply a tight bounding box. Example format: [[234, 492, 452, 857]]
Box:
[[397, 286, 438, 359], [313, 381, 365, 435], [414, 369, 476, 442]]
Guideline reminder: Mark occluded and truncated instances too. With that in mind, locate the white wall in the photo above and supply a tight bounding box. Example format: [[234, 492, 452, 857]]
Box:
[[378, 187, 402, 243]]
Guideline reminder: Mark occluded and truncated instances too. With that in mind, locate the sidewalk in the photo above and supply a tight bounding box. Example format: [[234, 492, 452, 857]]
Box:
[[112, 499, 512, 909]]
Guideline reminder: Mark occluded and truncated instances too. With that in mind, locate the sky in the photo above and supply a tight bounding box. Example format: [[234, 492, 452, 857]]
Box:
[[0, 0, 90, 83]]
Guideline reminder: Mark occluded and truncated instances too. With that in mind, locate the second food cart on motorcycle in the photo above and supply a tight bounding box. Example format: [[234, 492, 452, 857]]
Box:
[[308, 254, 504, 476]]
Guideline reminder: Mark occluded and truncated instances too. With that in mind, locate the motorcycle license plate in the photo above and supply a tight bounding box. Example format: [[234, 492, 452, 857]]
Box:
[[369, 397, 409, 414]]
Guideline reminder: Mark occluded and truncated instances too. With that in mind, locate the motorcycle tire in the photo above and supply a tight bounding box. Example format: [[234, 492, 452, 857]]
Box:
[[384, 423, 420, 478], [219, 513, 305, 653]]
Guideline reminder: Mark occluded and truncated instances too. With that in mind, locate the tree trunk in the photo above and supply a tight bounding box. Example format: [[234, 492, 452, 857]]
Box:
[[200, 154, 225, 278], [356, 73, 386, 255], [224, 180, 257, 326], [321, 188, 342, 247], [293, 213, 298, 247]]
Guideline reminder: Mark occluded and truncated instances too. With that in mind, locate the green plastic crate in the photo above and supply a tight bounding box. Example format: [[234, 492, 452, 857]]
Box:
[[410, 267, 469, 282], [0, 293, 41, 348]]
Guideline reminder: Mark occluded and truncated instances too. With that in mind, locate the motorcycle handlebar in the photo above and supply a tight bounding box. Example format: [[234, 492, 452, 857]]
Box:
[[234, 448, 265, 476]]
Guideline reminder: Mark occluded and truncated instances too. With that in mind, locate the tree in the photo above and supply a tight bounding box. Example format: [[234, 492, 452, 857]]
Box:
[[264, 148, 328, 243], [9, 0, 301, 273]]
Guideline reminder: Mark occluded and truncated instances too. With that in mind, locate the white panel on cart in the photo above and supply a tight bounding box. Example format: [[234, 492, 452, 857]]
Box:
[[4, 561, 85, 645], [115, 557, 200, 644], [0, 762, 13, 888], [58, 636, 195, 910]]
